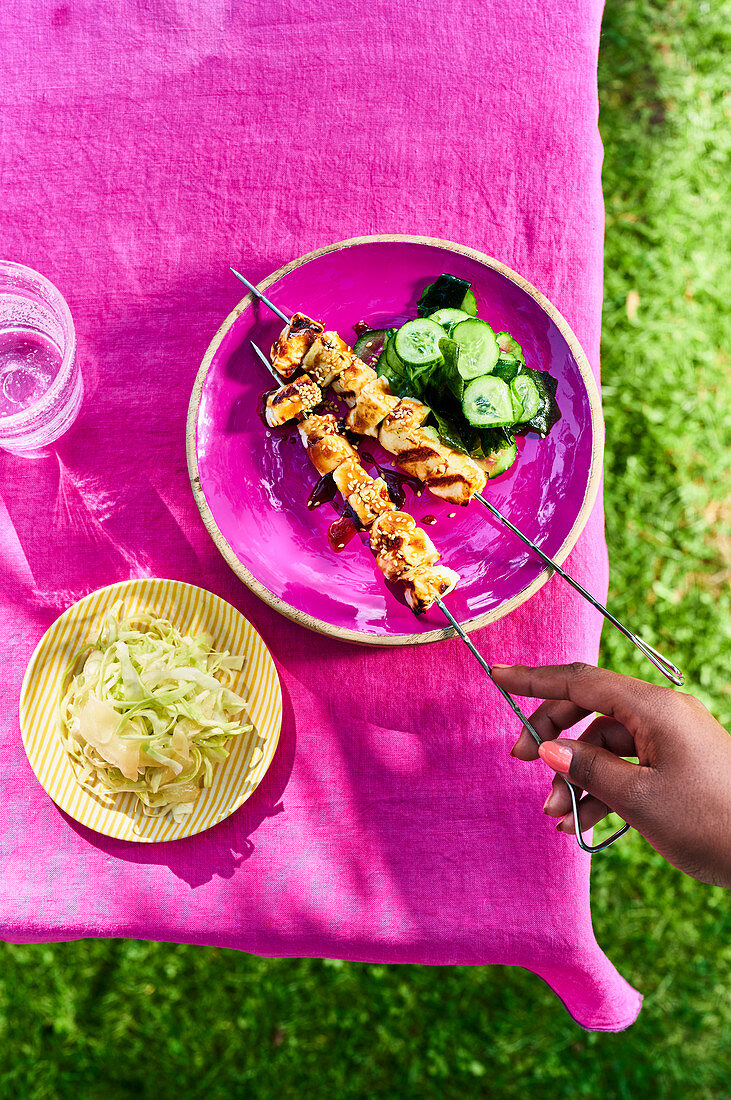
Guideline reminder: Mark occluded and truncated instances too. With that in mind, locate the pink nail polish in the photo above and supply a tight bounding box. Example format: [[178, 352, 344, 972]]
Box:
[[538, 740, 573, 774]]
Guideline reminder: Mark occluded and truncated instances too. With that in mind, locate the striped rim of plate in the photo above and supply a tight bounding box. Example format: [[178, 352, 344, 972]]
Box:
[[19, 578, 282, 843]]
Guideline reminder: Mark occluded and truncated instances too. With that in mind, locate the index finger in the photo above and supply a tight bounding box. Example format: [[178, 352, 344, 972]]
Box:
[[491, 662, 669, 730]]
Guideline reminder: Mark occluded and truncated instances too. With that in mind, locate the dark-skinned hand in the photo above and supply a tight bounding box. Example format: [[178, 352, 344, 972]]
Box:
[[492, 662, 731, 888]]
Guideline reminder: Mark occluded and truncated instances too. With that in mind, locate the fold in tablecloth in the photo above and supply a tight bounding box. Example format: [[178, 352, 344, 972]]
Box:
[[0, 0, 641, 1030]]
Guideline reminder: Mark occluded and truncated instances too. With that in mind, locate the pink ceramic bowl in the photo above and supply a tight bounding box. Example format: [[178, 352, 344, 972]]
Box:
[[187, 235, 602, 645]]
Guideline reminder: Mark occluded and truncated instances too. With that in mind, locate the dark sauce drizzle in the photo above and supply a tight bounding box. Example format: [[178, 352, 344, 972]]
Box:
[[328, 515, 359, 552], [360, 452, 422, 509], [307, 472, 338, 510], [306, 475, 362, 553]]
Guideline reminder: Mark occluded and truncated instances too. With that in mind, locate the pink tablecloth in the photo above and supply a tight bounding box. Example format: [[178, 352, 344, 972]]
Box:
[[0, 0, 642, 1030]]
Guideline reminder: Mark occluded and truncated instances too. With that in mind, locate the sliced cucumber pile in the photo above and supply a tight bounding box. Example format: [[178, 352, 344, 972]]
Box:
[[356, 272, 561, 479]]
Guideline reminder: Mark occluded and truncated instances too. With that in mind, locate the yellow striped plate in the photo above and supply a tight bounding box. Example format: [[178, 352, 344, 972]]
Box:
[[19, 578, 282, 843]]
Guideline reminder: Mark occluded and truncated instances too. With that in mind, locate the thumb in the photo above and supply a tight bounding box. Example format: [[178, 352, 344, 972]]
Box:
[[538, 738, 648, 821]]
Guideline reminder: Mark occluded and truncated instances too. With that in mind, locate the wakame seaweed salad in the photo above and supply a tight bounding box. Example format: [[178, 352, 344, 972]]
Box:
[[354, 274, 561, 479]]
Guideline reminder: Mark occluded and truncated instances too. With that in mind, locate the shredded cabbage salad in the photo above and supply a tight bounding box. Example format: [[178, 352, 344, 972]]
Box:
[[58, 607, 253, 822]]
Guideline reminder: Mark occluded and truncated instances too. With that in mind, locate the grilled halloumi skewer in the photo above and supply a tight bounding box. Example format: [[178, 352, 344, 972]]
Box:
[[266, 362, 485, 504], [295, 412, 459, 611], [346, 378, 400, 437], [368, 511, 458, 612], [401, 563, 460, 615], [269, 320, 487, 505], [378, 408, 487, 506]]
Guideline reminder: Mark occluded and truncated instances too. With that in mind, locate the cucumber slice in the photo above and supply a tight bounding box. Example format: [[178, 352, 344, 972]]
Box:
[[512, 368, 562, 437], [510, 386, 524, 421], [374, 346, 389, 374], [394, 318, 445, 369], [385, 334, 405, 372], [353, 328, 391, 362], [376, 334, 410, 393], [496, 332, 525, 364], [463, 375, 514, 428], [480, 436, 517, 479], [451, 319, 500, 380], [510, 375, 540, 421], [460, 288, 478, 316], [428, 307, 470, 330]]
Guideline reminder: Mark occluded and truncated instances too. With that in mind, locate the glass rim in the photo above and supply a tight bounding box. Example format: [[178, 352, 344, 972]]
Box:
[[0, 260, 78, 431]]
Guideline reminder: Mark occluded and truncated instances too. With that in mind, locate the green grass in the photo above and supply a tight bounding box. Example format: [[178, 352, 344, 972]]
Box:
[[2, 2, 730, 1097]]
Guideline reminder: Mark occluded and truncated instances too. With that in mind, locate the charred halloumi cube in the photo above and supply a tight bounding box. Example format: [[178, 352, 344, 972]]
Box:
[[332, 458, 395, 527], [381, 423, 448, 472], [298, 413, 359, 475], [270, 314, 324, 378], [301, 332, 353, 387], [265, 375, 322, 427], [402, 564, 460, 614], [346, 378, 400, 437], [331, 360, 377, 407], [380, 397, 430, 437], [379, 419, 486, 506], [370, 511, 440, 582], [377, 400, 432, 455], [426, 453, 487, 506]]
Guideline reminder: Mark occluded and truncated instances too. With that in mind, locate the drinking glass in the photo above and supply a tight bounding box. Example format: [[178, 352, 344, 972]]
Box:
[[0, 261, 83, 454]]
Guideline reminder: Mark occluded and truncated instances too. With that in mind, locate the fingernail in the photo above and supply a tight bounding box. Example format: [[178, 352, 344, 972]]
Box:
[[509, 726, 528, 757], [492, 663, 510, 669], [538, 740, 573, 774], [543, 787, 563, 814]]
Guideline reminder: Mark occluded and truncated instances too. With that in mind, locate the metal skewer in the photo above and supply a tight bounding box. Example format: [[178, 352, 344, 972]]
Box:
[[234, 269, 683, 688], [250, 340, 282, 383], [250, 337, 627, 855], [436, 598, 630, 853], [231, 269, 290, 324], [474, 495, 683, 687]]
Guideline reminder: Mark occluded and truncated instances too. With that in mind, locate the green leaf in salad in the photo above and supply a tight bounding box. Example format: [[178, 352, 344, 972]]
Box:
[[437, 337, 465, 402], [375, 343, 411, 397], [406, 355, 441, 394], [491, 360, 522, 384], [471, 426, 515, 461], [426, 408, 470, 454], [417, 274, 473, 317]]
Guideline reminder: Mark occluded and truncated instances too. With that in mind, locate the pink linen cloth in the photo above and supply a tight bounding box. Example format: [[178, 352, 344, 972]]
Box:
[[0, 0, 642, 1030]]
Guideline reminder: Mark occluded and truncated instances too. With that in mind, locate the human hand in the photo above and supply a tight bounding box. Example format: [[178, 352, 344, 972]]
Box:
[[492, 663, 731, 887]]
